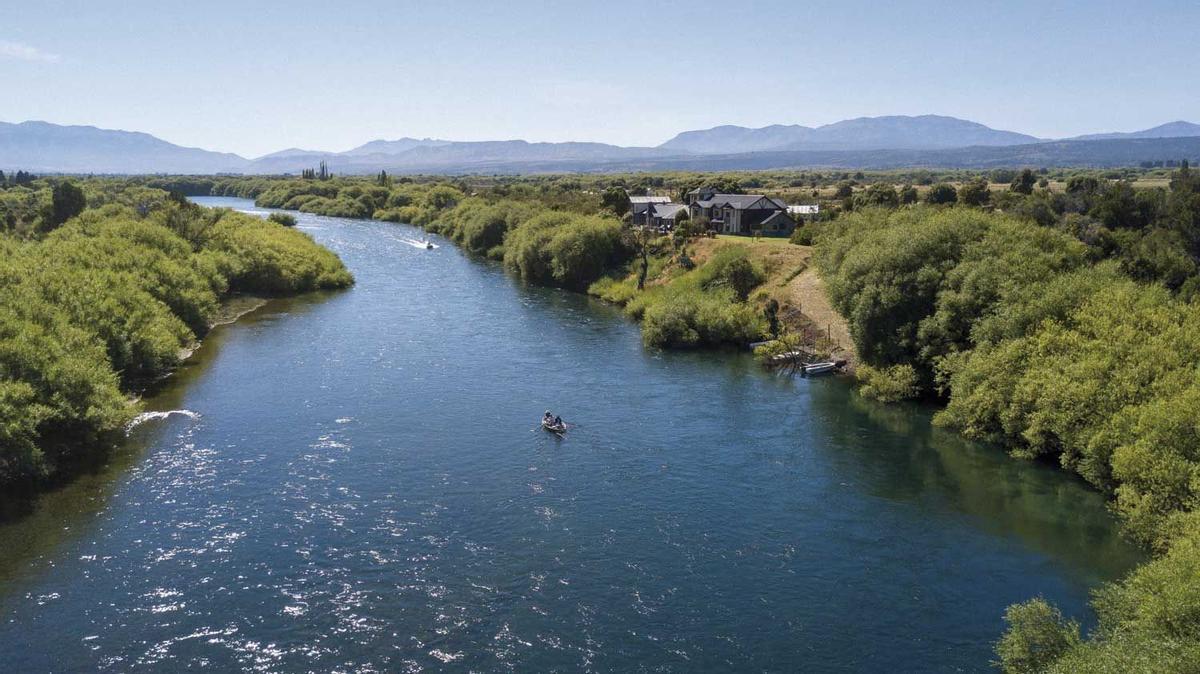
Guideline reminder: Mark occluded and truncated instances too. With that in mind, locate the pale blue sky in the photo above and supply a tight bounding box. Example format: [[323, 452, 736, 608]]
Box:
[[2, 0, 1197, 157]]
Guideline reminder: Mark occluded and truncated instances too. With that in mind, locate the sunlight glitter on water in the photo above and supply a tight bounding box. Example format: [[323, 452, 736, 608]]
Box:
[[0, 198, 1145, 673]]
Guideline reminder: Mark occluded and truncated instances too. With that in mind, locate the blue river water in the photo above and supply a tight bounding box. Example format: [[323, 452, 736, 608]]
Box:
[[0, 197, 1140, 672]]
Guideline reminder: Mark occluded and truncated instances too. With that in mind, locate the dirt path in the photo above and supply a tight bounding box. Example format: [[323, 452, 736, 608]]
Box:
[[690, 238, 857, 365], [785, 262, 857, 365]]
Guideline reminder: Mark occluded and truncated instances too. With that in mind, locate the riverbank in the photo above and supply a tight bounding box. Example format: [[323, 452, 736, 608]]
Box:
[[176, 295, 268, 362], [0, 180, 354, 491], [244, 177, 844, 356], [216, 176, 1198, 668], [0, 199, 1140, 673], [693, 237, 857, 366], [815, 203, 1200, 671]]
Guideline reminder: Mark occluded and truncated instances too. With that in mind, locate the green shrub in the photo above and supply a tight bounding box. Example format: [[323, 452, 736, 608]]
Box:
[[789, 223, 816, 245], [857, 364, 919, 402], [639, 283, 764, 348], [0, 185, 353, 486], [204, 211, 354, 294], [268, 212, 297, 227], [819, 207, 1085, 382], [641, 299, 701, 347], [815, 199, 1200, 667], [695, 245, 765, 300], [995, 598, 1081, 674], [545, 216, 624, 289], [504, 211, 569, 284], [999, 516, 1200, 672], [924, 183, 958, 205]]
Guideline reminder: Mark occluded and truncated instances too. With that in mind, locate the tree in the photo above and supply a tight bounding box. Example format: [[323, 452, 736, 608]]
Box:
[[857, 183, 899, 209], [1090, 181, 1158, 230], [718, 257, 763, 301], [924, 183, 958, 205], [376, 170, 391, 187], [764, 298, 781, 337], [958, 178, 991, 207], [601, 187, 631, 216], [623, 225, 655, 290], [898, 185, 919, 205], [995, 598, 1080, 673], [308, 160, 332, 181], [989, 168, 1017, 184], [1065, 175, 1103, 197], [45, 180, 86, 231], [672, 212, 693, 249], [834, 181, 854, 199], [1010, 169, 1037, 195], [1170, 159, 1197, 193]]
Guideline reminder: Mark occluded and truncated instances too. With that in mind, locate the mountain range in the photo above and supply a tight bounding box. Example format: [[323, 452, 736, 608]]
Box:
[[0, 121, 247, 174], [658, 115, 1042, 154], [1068, 121, 1200, 142], [3, 116, 1199, 175]]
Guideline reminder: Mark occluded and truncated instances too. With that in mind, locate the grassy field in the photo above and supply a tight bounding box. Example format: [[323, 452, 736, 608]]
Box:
[[714, 233, 792, 244]]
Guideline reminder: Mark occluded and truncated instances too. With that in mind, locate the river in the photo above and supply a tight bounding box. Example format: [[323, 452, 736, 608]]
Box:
[[0, 197, 1141, 672]]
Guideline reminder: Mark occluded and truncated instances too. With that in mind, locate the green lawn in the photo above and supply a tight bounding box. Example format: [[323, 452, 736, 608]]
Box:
[[715, 233, 792, 245]]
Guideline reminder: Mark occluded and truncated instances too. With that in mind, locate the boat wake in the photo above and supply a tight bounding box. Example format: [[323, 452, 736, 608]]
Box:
[[400, 237, 437, 249], [126, 409, 200, 433]]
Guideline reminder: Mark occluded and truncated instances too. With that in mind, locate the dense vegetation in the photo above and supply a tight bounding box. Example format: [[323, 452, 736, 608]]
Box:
[[0, 179, 352, 486], [590, 244, 768, 348], [219, 175, 780, 349], [75, 166, 1200, 669], [87, 162, 1187, 222], [815, 165, 1200, 671]]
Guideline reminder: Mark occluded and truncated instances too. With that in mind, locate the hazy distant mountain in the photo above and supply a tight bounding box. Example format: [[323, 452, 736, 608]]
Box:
[[266, 137, 1200, 175], [384, 140, 669, 164], [0, 121, 249, 173], [510, 137, 1200, 174], [245, 140, 678, 174], [255, 147, 326, 160], [783, 115, 1040, 150], [659, 125, 815, 154], [660, 115, 1038, 154], [1070, 121, 1200, 141], [342, 137, 451, 156], [248, 151, 343, 174], [5, 117, 1200, 175]]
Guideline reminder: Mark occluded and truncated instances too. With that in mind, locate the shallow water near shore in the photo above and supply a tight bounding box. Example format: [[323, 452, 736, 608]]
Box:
[[0, 197, 1141, 672]]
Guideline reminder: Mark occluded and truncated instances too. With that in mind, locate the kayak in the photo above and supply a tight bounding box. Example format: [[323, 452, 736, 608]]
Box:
[[542, 419, 567, 434]]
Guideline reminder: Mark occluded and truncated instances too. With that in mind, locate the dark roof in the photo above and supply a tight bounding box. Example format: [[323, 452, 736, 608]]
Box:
[[761, 210, 795, 227], [652, 203, 689, 219], [695, 194, 776, 210]]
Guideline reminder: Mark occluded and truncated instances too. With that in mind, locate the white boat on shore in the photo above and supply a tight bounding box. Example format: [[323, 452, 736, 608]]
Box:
[[803, 362, 839, 375]]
